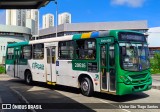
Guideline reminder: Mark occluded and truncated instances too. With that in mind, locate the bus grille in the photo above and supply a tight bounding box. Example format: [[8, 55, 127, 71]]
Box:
[[132, 80, 146, 84], [129, 73, 148, 84], [129, 73, 148, 79]]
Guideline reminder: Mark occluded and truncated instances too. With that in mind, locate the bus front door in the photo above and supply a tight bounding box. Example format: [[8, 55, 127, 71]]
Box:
[[100, 44, 116, 93], [46, 47, 56, 84], [14, 49, 20, 78]]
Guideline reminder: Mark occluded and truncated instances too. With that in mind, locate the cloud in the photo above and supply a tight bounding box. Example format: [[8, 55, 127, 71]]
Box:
[[0, 10, 6, 24], [111, 0, 146, 7]]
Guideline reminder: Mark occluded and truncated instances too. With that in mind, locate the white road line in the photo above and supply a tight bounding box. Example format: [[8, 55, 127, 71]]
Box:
[[10, 88, 37, 112], [99, 99, 131, 112]]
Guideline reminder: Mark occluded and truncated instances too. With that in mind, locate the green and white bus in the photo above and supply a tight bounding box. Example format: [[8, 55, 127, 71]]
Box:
[[5, 30, 152, 96]]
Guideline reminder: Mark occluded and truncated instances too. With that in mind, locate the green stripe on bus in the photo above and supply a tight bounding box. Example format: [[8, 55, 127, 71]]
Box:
[[72, 34, 82, 40], [6, 60, 27, 65], [6, 60, 14, 65], [7, 41, 29, 47]]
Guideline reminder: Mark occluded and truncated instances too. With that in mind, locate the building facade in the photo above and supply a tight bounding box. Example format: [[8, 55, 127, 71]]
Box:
[[43, 14, 54, 29], [148, 27, 160, 57], [6, 9, 26, 27], [58, 12, 71, 25], [6, 9, 39, 36], [0, 24, 31, 64], [26, 19, 35, 36], [39, 20, 148, 39], [26, 9, 39, 35]]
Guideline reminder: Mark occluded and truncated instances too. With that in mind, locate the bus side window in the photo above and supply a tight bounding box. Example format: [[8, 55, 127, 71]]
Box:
[[76, 40, 84, 59], [58, 41, 74, 60], [33, 44, 44, 59], [109, 45, 115, 66], [22, 45, 32, 59], [7, 47, 14, 60], [76, 39, 96, 60]]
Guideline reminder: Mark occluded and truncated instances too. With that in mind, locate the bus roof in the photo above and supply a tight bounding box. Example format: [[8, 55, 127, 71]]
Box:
[[7, 30, 144, 47], [29, 31, 110, 44]]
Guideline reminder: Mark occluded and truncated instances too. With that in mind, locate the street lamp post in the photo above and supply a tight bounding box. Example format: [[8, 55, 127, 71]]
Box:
[[53, 0, 58, 37]]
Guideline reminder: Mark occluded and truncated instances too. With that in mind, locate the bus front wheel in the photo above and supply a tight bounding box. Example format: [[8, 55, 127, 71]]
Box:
[[25, 71, 32, 85], [80, 77, 93, 96]]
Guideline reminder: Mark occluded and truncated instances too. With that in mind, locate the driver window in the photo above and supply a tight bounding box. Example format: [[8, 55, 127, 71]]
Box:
[[120, 44, 138, 65]]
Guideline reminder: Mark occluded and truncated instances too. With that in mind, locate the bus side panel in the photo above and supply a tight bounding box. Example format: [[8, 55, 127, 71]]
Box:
[[56, 60, 78, 87], [28, 60, 46, 82], [6, 64, 14, 77], [16, 58, 28, 79], [18, 64, 29, 80], [55, 60, 101, 92]]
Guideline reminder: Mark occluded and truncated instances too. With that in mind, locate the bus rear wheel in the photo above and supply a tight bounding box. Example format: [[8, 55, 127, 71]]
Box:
[[25, 71, 32, 85], [80, 77, 93, 96]]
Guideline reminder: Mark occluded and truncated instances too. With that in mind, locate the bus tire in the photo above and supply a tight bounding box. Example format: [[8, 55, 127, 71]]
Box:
[[25, 71, 33, 85], [80, 77, 93, 96]]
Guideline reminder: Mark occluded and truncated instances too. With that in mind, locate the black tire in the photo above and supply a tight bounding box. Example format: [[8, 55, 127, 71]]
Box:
[[25, 71, 33, 85], [80, 77, 93, 96]]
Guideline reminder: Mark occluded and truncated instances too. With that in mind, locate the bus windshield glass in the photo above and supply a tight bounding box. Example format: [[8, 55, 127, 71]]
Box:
[[120, 43, 150, 71]]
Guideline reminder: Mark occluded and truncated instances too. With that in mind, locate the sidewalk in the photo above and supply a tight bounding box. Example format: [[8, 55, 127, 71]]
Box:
[[152, 74, 160, 90]]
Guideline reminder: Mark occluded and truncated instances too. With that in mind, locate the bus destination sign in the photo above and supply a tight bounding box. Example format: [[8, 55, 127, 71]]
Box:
[[119, 32, 146, 42]]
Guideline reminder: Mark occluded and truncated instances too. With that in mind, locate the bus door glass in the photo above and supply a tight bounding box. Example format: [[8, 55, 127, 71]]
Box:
[[100, 44, 116, 92], [46, 47, 56, 83], [100, 44, 108, 91], [14, 48, 21, 77], [109, 45, 116, 92]]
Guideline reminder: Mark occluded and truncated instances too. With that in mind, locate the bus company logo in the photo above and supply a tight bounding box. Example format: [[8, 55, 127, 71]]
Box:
[[32, 62, 44, 70]]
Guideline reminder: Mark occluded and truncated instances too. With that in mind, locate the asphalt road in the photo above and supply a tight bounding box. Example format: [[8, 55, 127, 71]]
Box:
[[0, 74, 160, 112], [152, 75, 160, 81], [152, 75, 160, 88]]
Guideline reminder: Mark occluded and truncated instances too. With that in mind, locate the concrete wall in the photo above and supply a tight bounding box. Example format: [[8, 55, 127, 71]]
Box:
[[148, 27, 160, 47]]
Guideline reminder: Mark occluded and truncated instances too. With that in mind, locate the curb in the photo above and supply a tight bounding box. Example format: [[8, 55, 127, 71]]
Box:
[[152, 74, 160, 76], [152, 86, 160, 90]]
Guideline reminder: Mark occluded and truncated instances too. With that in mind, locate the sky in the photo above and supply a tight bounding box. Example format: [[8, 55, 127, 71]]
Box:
[[0, 0, 160, 28]]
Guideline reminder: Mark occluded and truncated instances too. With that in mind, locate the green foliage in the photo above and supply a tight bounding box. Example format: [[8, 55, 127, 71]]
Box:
[[150, 53, 160, 74], [0, 65, 5, 74]]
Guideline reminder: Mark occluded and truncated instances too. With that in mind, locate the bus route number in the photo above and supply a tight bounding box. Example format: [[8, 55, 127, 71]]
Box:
[[75, 63, 86, 68]]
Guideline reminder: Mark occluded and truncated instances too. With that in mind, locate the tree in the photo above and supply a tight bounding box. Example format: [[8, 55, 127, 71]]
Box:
[[150, 53, 160, 74]]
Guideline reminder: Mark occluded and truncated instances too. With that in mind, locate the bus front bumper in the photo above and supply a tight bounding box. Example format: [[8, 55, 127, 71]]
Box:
[[117, 80, 152, 95]]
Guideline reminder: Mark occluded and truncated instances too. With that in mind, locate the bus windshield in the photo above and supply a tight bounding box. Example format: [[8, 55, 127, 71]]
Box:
[[120, 43, 150, 71]]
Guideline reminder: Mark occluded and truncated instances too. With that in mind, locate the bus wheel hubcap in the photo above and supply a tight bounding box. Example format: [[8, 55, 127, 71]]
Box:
[[82, 81, 89, 91]]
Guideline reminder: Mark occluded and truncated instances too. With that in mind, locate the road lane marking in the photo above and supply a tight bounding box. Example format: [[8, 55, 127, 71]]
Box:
[[10, 87, 37, 112], [99, 99, 131, 112], [27, 86, 49, 92]]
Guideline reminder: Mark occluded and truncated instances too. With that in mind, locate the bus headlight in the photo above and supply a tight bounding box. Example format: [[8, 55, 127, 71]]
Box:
[[120, 75, 131, 84]]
